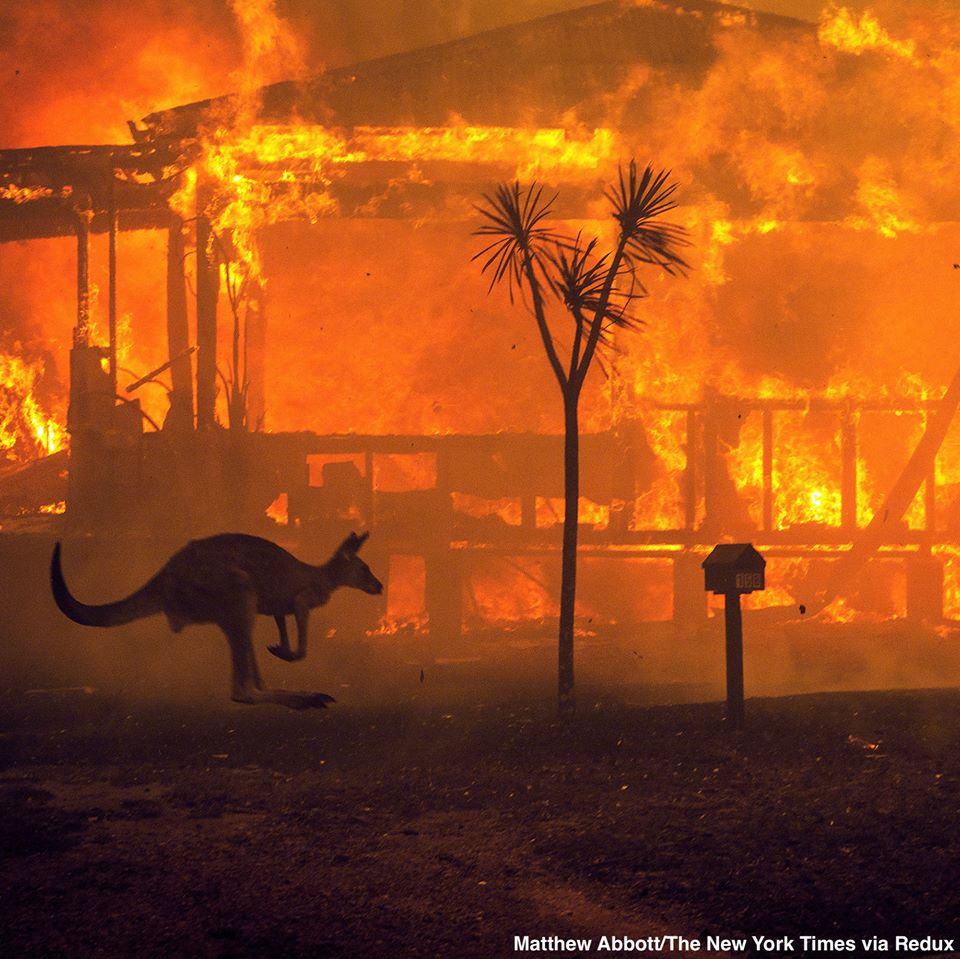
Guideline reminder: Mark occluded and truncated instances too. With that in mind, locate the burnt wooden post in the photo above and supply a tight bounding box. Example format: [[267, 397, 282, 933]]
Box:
[[246, 284, 267, 431], [683, 407, 697, 530], [108, 178, 118, 397], [924, 408, 937, 532], [703, 543, 765, 729], [75, 208, 92, 342], [841, 404, 857, 532], [195, 187, 219, 430], [762, 408, 773, 531], [166, 217, 194, 430]]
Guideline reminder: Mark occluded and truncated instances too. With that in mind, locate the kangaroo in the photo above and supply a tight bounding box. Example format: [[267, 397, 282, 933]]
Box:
[[50, 531, 384, 710]]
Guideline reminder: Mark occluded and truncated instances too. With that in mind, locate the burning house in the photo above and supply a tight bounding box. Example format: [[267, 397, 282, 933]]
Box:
[[2, 0, 960, 665]]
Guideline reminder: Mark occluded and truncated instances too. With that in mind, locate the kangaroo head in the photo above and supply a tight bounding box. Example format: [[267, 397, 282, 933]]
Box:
[[325, 531, 383, 595]]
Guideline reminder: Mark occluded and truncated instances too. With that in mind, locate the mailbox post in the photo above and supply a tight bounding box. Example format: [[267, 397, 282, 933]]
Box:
[[702, 543, 766, 728]]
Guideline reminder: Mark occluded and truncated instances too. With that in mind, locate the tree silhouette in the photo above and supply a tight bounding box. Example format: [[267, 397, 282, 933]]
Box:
[[474, 162, 689, 715]]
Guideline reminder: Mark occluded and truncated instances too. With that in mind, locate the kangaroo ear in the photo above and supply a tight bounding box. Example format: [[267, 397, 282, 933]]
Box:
[[338, 531, 369, 556]]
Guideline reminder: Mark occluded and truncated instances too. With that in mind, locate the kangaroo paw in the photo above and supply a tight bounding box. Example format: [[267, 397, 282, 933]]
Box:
[[267, 644, 297, 662], [250, 689, 337, 710], [281, 691, 336, 710]]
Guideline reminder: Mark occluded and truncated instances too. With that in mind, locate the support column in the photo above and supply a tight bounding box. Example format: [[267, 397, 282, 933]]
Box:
[[246, 284, 266, 431], [762, 408, 773, 532], [841, 405, 858, 532], [924, 410, 937, 533], [108, 181, 118, 397], [75, 210, 92, 344], [195, 193, 219, 430], [166, 218, 194, 431], [684, 408, 697, 530]]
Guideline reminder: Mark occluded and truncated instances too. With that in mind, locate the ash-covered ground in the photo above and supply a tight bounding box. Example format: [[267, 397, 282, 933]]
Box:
[[3, 672, 960, 958]]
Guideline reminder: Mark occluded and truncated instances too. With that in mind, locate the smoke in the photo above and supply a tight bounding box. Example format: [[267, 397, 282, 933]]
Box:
[[0, 1, 242, 148]]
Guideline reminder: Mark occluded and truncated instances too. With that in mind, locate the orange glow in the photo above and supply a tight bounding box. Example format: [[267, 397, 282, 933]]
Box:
[[6, 1, 960, 630], [369, 553, 427, 636], [175, 123, 619, 281], [0, 353, 65, 462], [536, 497, 610, 530], [265, 492, 288, 525], [818, 7, 918, 61]]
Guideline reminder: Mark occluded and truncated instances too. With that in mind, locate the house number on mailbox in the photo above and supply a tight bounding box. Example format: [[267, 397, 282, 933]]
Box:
[[735, 572, 763, 590]]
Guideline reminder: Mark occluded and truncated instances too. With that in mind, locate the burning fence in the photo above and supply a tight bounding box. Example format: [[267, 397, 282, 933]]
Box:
[[2, 0, 960, 633]]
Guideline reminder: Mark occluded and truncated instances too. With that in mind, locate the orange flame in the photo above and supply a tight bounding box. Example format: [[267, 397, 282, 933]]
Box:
[[818, 7, 918, 61], [0, 353, 65, 462]]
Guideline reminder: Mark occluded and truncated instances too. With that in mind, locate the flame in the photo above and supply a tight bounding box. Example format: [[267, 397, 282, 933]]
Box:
[[452, 493, 523, 528], [369, 553, 427, 637], [228, 0, 304, 94], [175, 124, 618, 281], [7, 0, 960, 627], [846, 157, 921, 239], [536, 497, 610, 530], [265, 492, 288, 525], [0, 353, 65, 462], [0, 184, 56, 204], [818, 7, 918, 62]]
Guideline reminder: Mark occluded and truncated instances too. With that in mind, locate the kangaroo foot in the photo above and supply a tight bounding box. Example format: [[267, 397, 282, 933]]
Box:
[[267, 644, 299, 662], [234, 688, 336, 710]]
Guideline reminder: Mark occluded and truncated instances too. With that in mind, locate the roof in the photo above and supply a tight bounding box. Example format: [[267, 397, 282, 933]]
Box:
[[139, 0, 809, 138], [0, 0, 811, 243], [702, 543, 766, 567]]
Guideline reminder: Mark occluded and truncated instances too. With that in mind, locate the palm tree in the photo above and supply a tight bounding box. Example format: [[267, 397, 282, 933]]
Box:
[[474, 162, 689, 715]]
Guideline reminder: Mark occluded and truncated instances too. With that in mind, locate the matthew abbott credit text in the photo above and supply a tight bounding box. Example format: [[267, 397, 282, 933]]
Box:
[[513, 935, 957, 953]]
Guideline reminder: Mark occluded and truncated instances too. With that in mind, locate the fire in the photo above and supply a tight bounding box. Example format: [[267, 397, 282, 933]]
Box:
[[265, 492, 288, 526], [0, 353, 64, 462], [0, 184, 57, 204], [7, 0, 960, 627], [846, 157, 921, 239], [537, 497, 610, 530], [452, 493, 522, 529], [228, 0, 304, 93], [175, 123, 619, 280], [369, 553, 427, 637], [818, 7, 918, 61]]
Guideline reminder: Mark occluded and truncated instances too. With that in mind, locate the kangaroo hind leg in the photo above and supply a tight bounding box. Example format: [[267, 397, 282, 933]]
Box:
[[217, 576, 333, 709], [217, 577, 261, 704]]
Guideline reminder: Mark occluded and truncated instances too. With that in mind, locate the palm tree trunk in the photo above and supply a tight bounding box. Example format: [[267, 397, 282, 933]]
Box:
[[558, 387, 579, 715]]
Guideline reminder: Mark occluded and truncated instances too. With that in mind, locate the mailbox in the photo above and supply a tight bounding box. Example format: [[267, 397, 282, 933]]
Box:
[[702, 543, 765, 595]]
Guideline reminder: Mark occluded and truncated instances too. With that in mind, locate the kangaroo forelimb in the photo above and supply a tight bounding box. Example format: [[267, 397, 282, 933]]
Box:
[[267, 614, 297, 662]]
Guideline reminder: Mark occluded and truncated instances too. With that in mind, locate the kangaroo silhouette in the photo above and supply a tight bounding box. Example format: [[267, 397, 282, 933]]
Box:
[[50, 531, 384, 709]]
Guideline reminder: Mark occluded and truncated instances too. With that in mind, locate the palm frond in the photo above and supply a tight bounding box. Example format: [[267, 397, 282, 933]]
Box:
[[606, 161, 691, 276], [546, 233, 645, 339], [472, 181, 560, 301]]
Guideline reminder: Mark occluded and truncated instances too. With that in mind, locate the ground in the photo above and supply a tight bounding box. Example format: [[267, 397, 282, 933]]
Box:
[[3, 683, 960, 958]]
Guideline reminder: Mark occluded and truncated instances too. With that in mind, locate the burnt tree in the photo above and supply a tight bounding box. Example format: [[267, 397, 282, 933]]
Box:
[[474, 163, 689, 714]]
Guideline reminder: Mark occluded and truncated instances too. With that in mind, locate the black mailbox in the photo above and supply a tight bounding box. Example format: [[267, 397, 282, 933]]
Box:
[[702, 543, 765, 595]]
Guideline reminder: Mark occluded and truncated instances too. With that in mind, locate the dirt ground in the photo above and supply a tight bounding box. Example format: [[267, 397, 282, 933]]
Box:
[[3, 680, 960, 959]]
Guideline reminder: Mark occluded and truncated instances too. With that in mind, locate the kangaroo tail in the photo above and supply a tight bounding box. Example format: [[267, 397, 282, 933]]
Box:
[[50, 542, 163, 628]]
